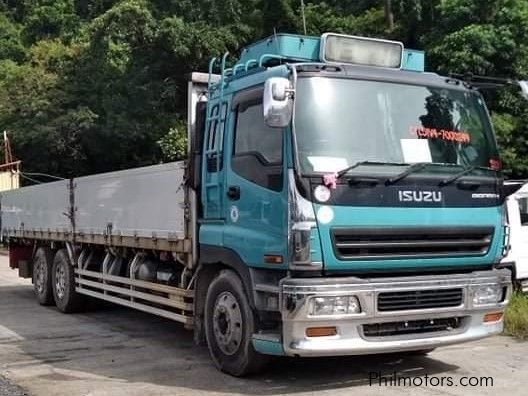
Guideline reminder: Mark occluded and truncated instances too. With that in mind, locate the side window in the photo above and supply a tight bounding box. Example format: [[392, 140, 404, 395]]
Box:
[[206, 102, 228, 172], [232, 101, 283, 191], [518, 197, 528, 225]]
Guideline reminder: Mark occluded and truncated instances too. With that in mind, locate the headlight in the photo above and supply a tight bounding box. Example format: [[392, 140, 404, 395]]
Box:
[[309, 296, 361, 316], [472, 285, 503, 306]]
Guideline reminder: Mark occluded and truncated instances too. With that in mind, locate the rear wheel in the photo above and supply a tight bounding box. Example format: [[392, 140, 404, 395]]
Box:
[[205, 269, 270, 376], [52, 249, 85, 313], [33, 247, 54, 306]]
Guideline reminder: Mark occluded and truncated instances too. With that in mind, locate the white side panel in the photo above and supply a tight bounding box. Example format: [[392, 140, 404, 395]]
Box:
[[75, 162, 185, 239], [1, 180, 70, 231]]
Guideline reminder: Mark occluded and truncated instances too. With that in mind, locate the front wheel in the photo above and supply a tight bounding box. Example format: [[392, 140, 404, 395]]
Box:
[[205, 269, 270, 376], [52, 249, 85, 313]]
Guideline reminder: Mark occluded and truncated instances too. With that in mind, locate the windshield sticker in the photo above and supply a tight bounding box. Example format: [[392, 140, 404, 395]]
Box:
[[307, 156, 348, 173], [400, 139, 432, 163], [410, 126, 471, 144]]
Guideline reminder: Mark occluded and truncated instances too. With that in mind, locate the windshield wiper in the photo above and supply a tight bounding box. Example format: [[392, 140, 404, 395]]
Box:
[[322, 161, 403, 189], [334, 161, 403, 180], [385, 162, 430, 185], [439, 165, 497, 186]]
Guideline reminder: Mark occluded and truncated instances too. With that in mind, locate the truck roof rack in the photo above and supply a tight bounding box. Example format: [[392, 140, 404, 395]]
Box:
[[206, 33, 427, 99]]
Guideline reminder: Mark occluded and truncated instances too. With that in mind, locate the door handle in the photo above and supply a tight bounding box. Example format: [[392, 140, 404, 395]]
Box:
[[227, 186, 241, 201]]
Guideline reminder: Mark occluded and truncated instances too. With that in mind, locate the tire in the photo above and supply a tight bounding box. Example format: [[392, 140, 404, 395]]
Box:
[[205, 269, 270, 376], [52, 249, 85, 313], [32, 247, 55, 306]]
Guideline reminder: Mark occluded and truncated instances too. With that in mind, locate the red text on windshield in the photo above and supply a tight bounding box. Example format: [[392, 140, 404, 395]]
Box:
[[410, 126, 471, 144]]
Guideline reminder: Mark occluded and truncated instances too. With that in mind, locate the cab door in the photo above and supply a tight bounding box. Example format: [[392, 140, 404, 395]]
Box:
[[223, 88, 288, 267]]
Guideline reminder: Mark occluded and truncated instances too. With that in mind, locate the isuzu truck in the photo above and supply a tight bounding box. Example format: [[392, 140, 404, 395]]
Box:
[[1, 33, 517, 376]]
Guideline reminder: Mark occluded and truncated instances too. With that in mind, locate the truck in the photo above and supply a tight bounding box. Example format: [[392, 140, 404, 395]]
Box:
[[502, 181, 528, 292], [1, 32, 518, 376]]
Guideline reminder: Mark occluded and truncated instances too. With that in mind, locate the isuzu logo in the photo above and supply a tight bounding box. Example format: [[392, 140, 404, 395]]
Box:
[[398, 190, 443, 203]]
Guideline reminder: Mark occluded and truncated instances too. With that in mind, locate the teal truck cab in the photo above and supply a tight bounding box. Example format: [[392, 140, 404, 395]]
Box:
[[190, 33, 512, 374]]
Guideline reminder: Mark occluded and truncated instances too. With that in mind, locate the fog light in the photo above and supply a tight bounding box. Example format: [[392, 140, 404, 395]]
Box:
[[472, 285, 503, 306], [309, 296, 361, 316]]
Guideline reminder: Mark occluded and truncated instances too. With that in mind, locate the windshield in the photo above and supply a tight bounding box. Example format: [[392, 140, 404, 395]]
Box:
[[294, 77, 499, 175]]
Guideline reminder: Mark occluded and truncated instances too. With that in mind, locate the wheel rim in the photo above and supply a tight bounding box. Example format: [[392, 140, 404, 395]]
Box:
[[55, 263, 66, 300], [35, 261, 45, 294], [213, 291, 243, 356]]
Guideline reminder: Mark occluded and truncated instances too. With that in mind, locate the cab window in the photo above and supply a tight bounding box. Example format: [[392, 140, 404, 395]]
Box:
[[231, 101, 283, 191], [518, 197, 528, 225]]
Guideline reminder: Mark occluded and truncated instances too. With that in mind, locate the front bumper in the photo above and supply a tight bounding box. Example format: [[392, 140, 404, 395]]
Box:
[[279, 269, 511, 357]]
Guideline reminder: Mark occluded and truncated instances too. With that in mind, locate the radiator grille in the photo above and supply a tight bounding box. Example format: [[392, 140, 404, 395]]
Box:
[[363, 317, 463, 338], [377, 288, 464, 312], [331, 227, 493, 260]]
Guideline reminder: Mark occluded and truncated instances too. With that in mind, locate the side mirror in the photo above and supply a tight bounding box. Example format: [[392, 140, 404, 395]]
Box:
[[263, 77, 293, 128], [518, 81, 528, 101]]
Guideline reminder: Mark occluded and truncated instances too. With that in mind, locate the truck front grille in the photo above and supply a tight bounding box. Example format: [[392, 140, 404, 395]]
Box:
[[377, 288, 464, 312], [331, 227, 493, 260], [362, 317, 463, 338]]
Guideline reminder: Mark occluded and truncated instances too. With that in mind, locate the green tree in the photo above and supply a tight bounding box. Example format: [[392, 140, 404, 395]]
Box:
[[21, 0, 80, 43], [0, 13, 26, 62], [1, 0, 528, 179], [158, 120, 187, 162]]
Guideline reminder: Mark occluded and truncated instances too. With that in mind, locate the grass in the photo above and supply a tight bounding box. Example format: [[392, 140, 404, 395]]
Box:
[[504, 291, 528, 339]]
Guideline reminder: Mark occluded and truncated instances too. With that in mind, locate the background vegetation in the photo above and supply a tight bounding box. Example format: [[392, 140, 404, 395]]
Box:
[[505, 292, 528, 339], [1, 0, 528, 179]]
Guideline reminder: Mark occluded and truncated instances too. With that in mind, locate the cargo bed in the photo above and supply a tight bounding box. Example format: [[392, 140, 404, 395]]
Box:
[[1, 162, 189, 252]]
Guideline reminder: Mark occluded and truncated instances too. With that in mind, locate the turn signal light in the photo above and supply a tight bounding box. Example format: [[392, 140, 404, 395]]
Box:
[[483, 312, 503, 323], [264, 255, 283, 264], [306, 326, 337, 337]]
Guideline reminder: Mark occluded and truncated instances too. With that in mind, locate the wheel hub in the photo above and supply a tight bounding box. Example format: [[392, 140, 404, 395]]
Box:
[[213, 291, 243, 355], [55, 264, 66, 300], [35, 261, 45, 293]]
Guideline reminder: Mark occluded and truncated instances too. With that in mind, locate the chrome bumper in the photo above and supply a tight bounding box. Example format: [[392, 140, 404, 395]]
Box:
[[279, 269, 511, 357]]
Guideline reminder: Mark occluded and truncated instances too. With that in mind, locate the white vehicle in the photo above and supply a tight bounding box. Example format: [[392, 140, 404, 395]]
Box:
[[503, 181, 528, 291]]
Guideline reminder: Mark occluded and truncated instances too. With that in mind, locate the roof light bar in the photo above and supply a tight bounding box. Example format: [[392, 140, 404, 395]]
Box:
[[320, 33, 404, 69]]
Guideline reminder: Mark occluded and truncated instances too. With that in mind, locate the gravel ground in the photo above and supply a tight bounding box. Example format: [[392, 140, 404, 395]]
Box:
[[0, 376, 27, 396]]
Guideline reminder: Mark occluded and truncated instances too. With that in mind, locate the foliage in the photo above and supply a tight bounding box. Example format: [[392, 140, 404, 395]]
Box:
[[158, 120, 187, 162], [504, 292, 528, 339], [1, 0, 528, 178], [0, 13, 26, 62]]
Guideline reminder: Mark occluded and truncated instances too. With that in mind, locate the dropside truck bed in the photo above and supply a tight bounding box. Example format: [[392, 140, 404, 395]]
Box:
[[1, 161, 195, 326]]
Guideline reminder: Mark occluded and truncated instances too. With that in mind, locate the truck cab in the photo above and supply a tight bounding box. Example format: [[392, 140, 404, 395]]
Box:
[[189, 33, 512, 375]]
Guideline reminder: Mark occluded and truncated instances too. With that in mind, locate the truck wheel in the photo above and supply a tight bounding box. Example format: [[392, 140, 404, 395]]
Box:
[[33, 247, 55, 306], [52, 249, 85, 313], [205, 269, 270, 376]]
